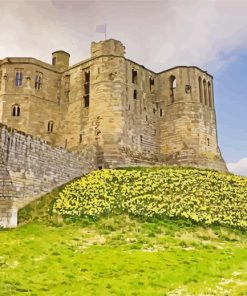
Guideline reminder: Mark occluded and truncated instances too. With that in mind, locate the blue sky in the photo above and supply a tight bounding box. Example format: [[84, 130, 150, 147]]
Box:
[[0, 0, 246, 175], [215, 51, 247, 163]]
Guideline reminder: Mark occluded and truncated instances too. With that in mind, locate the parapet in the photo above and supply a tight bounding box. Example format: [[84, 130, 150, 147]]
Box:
[[52, 50, 70, 71], [91, 39, 126, 58]]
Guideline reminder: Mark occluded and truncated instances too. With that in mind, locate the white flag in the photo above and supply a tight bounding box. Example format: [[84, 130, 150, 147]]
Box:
[[96, 24, 106, 33], [96, 24, 107, 39]]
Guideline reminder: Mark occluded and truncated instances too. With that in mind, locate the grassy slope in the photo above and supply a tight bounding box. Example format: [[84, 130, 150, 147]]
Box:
[[1, 167, 247, 296]]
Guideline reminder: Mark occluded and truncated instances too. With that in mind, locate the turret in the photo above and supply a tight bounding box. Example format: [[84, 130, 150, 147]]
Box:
[[157, 66, 227, 172], [52, 50, 70, 71], [91, 39, 125, 58]]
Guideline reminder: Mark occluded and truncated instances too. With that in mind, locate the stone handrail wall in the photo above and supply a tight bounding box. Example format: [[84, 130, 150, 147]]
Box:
[[0, 125, 95, 228]]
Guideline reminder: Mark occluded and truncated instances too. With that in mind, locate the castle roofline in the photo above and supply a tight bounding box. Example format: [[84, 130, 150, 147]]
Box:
[[0, 55, 213, 79], [158, 65, 213, 78], [0, 57, 60, 73], [52, 50, 70, 57]]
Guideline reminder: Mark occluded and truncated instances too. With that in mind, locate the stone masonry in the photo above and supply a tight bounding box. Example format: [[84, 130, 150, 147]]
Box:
[[0, 124, 95, 228], [0, 39, 227, 227]]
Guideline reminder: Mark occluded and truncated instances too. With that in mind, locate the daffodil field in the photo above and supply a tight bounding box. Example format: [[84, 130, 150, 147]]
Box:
[[53, 167, 247, 229]]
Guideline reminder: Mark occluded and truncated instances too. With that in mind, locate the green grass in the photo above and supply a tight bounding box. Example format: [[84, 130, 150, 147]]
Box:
[[1, 166, 247, 295], [1, 215, 247, 295]]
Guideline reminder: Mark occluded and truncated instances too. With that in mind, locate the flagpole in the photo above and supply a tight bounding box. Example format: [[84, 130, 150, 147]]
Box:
[[105, 24, 107, 40]]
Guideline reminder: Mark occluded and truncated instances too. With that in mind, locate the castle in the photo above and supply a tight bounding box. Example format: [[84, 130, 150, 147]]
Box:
[[0, 39, 227, 227], [0, 39, 227, 171]]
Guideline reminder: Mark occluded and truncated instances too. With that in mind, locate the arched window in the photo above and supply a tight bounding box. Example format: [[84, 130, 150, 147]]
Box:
[[12, 104, 20, 116], [198, 77, 203, 103], [169, 75, 176, 103], [48, 121, 54, 133], [203, 79, 207, 105], [208, 82, 212, 108]]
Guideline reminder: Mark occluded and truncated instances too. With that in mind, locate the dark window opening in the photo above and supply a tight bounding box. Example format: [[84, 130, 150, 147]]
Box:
[[133, 90, 138, 99], [208, 82, 212, 107], [65, 139, 67, 149], [203, 79, 207, 105], [149, 77, 155, 92], [154, 129, 156, 136], [84, 95, 89, 108], [160, 108, 163, 117], [98, 166, 103, 170], [48, 121, 54, 133], [153, 108, 156, 114], [128, 104, 131, 110], [15, 71, 23, 87], [35, 73, 42, 89], [207, 138, 210, 146], [52, 57, 56, 66], [169, 75, 176, 103], [198, 77, 203, 103], [12, 104, 20, 117], [146, 115, 148, 121], [79, 134, 82, 143], [132, 69, 137, 84], [84, 71, 90, 107], [140, 135, 143, 143]]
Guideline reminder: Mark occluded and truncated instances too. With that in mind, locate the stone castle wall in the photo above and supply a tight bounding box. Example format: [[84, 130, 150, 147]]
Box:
[[0, 124, 96, 228]]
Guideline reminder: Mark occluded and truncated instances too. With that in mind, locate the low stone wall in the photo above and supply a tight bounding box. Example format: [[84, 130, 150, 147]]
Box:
[[0, 125, 96, 228]]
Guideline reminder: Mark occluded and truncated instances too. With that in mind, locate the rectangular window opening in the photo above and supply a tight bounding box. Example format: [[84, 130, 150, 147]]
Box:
[[84, 70, 90, 107], [149, 77, 155, 92], [35, 72, 43, 89], [132, 69, 137, 84]]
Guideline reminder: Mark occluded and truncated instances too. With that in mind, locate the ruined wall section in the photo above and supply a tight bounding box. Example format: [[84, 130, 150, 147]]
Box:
[[120, 60, 159, 165], [157, 67, 227, 171], [0, 124, 96, 227], [55, 61, 91, 150]]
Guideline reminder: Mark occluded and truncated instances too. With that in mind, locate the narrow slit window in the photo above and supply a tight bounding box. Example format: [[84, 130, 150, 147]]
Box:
[[149, 77, 155, 92], [133, 89, 138, 99], [84, 70, 90, 107], [160, 108, 163, 117], [132, 69, 137, 84], [140, 135, 143, 143], [198, 77, 203, 103], [79, 134, 83, 143], [203, 79, 207, 105], [208, 81, 212, 107], [169, 75, 176, 103]]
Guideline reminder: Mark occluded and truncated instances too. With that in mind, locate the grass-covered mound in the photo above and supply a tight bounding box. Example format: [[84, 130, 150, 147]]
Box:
[[2, 215, 247, 295], [53, 167, 247, 229]]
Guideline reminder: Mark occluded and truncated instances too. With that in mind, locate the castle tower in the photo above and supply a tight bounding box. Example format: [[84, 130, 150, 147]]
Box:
[[52, 50, 70, 71], [157, 66, 227, 171], [86, 39, 127, 168]]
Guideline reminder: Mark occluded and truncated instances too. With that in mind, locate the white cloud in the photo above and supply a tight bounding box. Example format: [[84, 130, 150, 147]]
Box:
[[0, 0, 247, 73], [227, 158, 247, 177]]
